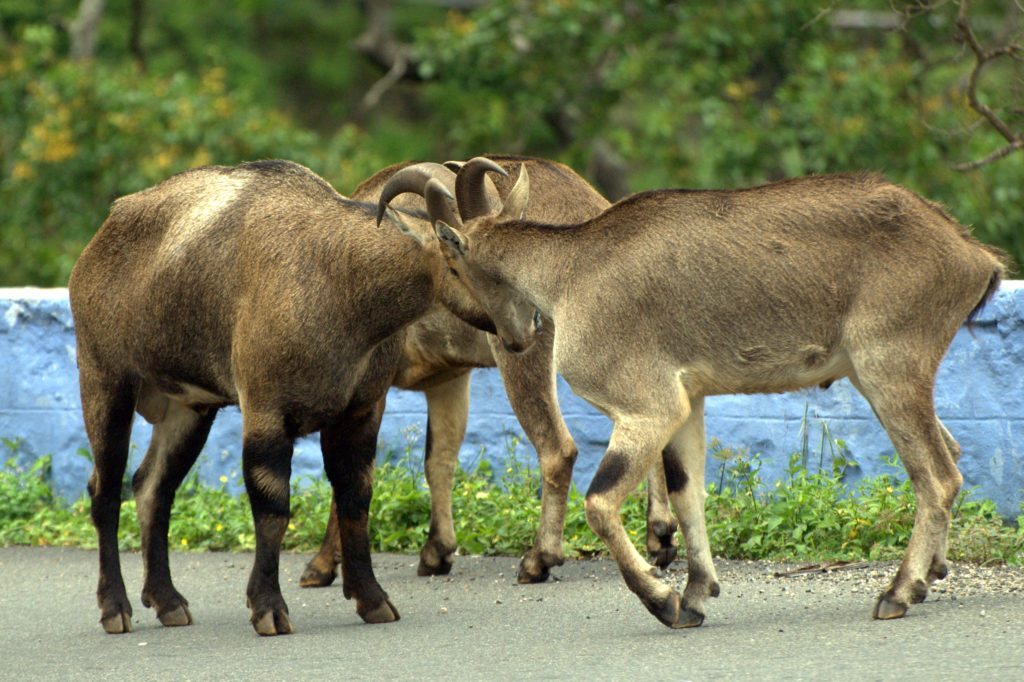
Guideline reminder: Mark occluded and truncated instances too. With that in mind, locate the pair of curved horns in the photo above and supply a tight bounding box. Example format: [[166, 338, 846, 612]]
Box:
[[375, 162, 456, 227], [376, 157, 508, 230]]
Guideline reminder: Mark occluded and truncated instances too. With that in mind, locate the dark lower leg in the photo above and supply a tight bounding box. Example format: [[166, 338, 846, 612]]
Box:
[[242, 427, 294, 635], [322, 400, 399, 624], [134, 405, 215, 625], [81, 371, 137, 634]]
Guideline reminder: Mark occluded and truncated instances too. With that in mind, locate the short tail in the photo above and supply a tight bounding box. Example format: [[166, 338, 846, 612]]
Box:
[[965, 267, 1004, 332]]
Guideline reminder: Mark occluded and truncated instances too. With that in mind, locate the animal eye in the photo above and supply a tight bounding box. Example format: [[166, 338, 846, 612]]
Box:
[[448, 267, 460, 279]]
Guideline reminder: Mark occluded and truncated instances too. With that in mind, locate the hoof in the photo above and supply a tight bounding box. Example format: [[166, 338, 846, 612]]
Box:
[[676, 606, 705, 628], [100, 611, 133, 634], [873, 593, 909, 620], [646, 591, 705, 629], [299, 563, 338, 588], [647, 520, 678, 569], [927, 562, 949, 583], [910, 580, 930, 605], [517, 549, 563, 584], [650, 545, 678, 570], [252, 608, 293, 636], [417, 557, 453, 577], [517, 565, 550, 584], [158, 604, 193, 627], [358, 599, 400, 624]]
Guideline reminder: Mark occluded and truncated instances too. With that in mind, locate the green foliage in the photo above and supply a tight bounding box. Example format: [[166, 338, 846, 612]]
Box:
[[706, 451, 1024, 565], [2, 2, 1022, 284], [414, 0, 1024, 262], [0, 24, 398, 285], [2, 441, 1021, 566], [706, 452, 916, 561]]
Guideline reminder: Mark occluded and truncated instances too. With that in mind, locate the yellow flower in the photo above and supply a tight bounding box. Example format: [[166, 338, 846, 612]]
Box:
[[152, 147, 176, 170], [219, 475, 228, 484], [11, 162, 34, 180], [841, 116, 866, 136], [201, 67, 226, 93], [214, 97, 232, 117], [215, 523, 224, 532], [447, 10, 475, 36], [192, 147, 213, 168], [180, 537, 189, 547]]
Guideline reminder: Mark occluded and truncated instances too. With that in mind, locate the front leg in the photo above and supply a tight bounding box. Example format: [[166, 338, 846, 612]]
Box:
[[241, 415, 294, 636], [321, 399, 399, 624], [585, 413, 699, 628], [489, 326, 576, 584], [662, 397, 720, 624], [418, 373, 471, 576]]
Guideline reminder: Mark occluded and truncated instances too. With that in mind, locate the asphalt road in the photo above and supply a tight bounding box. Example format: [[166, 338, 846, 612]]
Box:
[[1, 547, 1022, 681]]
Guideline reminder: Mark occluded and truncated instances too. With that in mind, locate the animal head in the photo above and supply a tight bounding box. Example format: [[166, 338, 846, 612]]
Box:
[[377, 157, 538, 353]]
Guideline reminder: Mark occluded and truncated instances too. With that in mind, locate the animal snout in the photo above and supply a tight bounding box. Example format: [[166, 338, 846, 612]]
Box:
[[502, 337, 528, 353]]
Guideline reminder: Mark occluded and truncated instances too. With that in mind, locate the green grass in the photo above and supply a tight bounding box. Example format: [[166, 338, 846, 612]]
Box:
[[1, 442, 1022, 566]]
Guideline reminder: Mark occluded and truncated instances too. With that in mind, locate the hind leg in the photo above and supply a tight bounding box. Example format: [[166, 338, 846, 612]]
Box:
[[299, 497, 342, 588], [646, 465, 679, 570], [133, 398, 217, 626], [321, 398, 399, 624], [662, 396, 720, 622], [850, 367, 962, 620], [922, 419, 962, 591], [79, 362, 138, 634]]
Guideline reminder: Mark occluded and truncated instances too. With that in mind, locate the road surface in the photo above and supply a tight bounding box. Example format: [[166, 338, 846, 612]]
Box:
[[1, 547, 1022, 680]]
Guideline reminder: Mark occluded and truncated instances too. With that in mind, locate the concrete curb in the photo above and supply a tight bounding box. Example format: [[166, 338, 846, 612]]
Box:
[[2, 284, 1022, 516]]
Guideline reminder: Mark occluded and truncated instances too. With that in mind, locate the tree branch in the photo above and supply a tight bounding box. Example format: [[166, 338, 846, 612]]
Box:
[[355, 0, 423, 83], [954, 139, 1024, 171], [361, 49, 408, 111], [953, 0, 1023, 170]]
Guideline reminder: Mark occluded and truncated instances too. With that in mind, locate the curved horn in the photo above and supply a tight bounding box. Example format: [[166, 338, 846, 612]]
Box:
[[498, 164, 530, 220], [455, 156, 507, 222], [424, 178, 459, 229], [442, 160, 465, 173], [375, 162, 456, 226]]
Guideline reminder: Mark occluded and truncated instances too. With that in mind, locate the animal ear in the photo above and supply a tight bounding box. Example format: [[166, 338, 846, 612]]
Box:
[[385, 207, 425, 245], [498, 164, 530, 220], [435, 220, 469, 258]]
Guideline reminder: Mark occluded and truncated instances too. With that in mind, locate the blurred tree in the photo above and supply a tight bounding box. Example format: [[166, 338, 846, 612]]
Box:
[[0, 0, 1021, 285], [68, 0, 105, 60], [412, 0, 1022, 260]]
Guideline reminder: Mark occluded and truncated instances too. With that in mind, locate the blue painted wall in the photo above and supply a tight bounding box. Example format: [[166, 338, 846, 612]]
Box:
[[2, 285, 1022, 516]]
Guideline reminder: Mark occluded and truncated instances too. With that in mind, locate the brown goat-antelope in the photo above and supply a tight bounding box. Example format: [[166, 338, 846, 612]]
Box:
[[298, 155, 690, 587], [68, 154, 638, 636], [383, 163, 1007, 628], [69, 158, 520, 635]]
